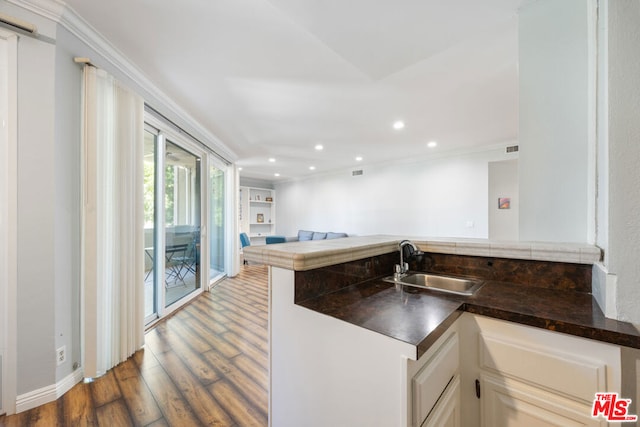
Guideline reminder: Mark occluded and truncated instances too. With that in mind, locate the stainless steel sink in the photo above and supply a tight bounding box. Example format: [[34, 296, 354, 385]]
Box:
[[383, 272, 484, 296]]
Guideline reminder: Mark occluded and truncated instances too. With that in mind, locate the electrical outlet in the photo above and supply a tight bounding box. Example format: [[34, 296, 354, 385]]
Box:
[[56, 346, 66, 366]]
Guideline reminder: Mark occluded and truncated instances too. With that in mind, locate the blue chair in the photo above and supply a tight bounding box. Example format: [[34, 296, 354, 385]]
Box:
[[240, 232, 250, 265], [266, 236, 286, 244]]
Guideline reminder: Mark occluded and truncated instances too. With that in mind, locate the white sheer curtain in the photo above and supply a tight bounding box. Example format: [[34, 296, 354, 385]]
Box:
[[81, 65, 145, 378]]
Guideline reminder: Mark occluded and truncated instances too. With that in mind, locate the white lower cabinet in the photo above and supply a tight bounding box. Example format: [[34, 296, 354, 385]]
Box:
[[481, 373, 605, 426], [473, 315, 621, 427], [423, 375, 461, 427], [407, 324, 460, 427], [410, 314, 622, 427], [272, 267, 626, 427]]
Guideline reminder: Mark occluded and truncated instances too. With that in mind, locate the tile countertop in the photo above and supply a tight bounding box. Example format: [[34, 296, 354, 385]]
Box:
[[242, 235, 603, 270], [245, 235, 640, 356]]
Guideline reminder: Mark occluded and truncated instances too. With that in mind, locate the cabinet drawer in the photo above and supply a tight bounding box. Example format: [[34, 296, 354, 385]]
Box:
[[479, 333, 606, 402], [480, 372, 604, 427], [413, 332, 459, 426], [423, 375, 461, 427]]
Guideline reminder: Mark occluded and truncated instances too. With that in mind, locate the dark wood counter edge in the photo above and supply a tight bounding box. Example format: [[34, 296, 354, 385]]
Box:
[[461, 303, 640, 350], [415, 309, 464, 360], [296, 280, 640, 360]]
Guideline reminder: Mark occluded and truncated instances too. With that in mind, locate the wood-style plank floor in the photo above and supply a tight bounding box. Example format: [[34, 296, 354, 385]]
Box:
[[0, 264, 269, 427]]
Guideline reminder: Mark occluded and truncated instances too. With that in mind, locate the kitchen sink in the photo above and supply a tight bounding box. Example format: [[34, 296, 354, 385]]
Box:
[[383, 272, 484, 296]]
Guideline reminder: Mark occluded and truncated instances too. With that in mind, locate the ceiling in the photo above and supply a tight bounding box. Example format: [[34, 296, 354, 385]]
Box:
[[64, 0, 528, 181]]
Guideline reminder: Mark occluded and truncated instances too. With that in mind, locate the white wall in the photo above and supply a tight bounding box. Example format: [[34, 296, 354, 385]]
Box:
[[0, 32, 12, 415], [488, 159, 519, 240], [54, 27, 83, 382], [595, 0, 610, 263], [603, 0, 640, 325], [276, 147, 516, 238], [0, 3, 87, 398], [15, 20, 58, 394], [518, 0, 592, 243], [0, 1, 87, 405]]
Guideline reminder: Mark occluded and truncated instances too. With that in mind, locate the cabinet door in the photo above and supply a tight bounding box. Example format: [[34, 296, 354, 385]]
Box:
[[480, 373, 605, 427], [423, 375, 461, 427], [412, 332, 459, 426]]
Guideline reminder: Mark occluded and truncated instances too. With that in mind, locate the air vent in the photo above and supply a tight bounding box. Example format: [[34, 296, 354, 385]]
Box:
[[506, 145, 519, 153], [352, 169, 364, 177]]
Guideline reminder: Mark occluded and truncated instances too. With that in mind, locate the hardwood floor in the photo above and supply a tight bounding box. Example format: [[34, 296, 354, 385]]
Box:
[[0, 264, 269, 427]]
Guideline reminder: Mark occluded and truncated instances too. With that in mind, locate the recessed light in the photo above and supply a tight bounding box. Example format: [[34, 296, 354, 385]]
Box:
[[427, 141, 438, 148], [274, 173, 280, 177], [355, 156, 363, 162], [238, 167, 243, 171], [393, 121, 405, 130], [268, 158, 276, 162], [309, 166, 316, 170], [314, 144, 324, 151]]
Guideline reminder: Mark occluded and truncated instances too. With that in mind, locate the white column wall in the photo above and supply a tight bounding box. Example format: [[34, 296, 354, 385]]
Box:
[[518, 0, 592, 243], [603, 0, 640, 325]]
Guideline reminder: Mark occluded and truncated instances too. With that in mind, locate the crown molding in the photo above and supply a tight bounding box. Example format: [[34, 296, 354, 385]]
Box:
[[9, 0, 238, 162], [6, 0, 65, 22]]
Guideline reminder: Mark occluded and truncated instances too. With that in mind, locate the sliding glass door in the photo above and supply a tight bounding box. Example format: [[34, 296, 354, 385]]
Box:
[[143, 117, 229, 325], [143, 129, 157, 321], [209, 163, 225, 282], [143, 127, 203, 322], [164, 141, 201, 306]]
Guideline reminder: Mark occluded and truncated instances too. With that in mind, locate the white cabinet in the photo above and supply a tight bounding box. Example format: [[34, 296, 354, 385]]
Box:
[[481, 373, 604, 427], [469, 315, 620, 427], [239, 186, 275, 245], [407, 324, 461, 427], [423, 375, 461, 427]]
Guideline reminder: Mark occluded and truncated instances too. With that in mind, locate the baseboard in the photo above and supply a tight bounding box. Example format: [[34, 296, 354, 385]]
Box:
[[15, 368, 83, 413], [55, 368, 84, 399]]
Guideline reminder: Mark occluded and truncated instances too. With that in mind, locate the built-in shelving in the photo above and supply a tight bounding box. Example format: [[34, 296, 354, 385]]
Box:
[[239, 186, 276, 245]]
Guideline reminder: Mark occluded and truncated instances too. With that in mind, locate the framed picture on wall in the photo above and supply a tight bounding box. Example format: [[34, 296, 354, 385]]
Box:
[[257, 213, 264, 223], [498, 197, 511, 209]]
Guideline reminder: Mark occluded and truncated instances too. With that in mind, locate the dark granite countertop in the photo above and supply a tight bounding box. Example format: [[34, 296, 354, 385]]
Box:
[[298, 278, 640, 359]]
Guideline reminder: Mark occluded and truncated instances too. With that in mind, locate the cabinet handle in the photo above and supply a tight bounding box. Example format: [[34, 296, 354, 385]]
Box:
[[475, 379, 481, 399]]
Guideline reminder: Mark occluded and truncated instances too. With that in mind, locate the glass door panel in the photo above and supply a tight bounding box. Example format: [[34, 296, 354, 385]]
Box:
[[143, 130, 157, 321], [165, 141, 201, 307], [209, 165, 225, 280], [143, 118, 227, 323]]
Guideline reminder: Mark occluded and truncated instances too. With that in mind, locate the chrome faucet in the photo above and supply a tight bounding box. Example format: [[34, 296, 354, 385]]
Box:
[[395, 240, 422, 280]]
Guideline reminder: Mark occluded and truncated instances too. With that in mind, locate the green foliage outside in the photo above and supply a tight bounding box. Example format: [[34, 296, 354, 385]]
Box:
[[143, 162, 176, 227], [164, 165, 175, 225], [143, 161, 155, 227]]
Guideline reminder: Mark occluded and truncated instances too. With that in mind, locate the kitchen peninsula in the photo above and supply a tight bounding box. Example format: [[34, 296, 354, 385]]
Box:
[[243, 236, 640, 427]]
